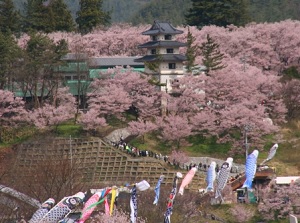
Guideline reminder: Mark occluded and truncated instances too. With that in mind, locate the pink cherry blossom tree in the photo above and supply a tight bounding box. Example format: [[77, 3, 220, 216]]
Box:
[[202, 59, 286, 145], [230, 204, 255, 223], [28, 87, 76, 129], [0, 90, 29, 141], [166, 74, 206, 116], [168, 149, 190, 166], [107, 67, 161, 120], [127, 120, 158, 143], [0, 90, 28, 126], [177, 21, 295, 75], [87, 82, 133, 119], [258, 179, 300, 221], [85, 67, 161, 126], [17, 24, 148, 57], [15, 20, 300, 74], [77, 108, 107, 131], [162, 58, 286, 152], [158, 115, 192, 148]]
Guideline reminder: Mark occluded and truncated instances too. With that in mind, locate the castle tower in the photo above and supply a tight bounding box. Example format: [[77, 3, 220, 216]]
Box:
[[135, 21, 186, 92]]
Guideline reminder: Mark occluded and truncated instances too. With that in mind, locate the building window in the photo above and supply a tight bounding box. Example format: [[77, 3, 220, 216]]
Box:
[[166, 48, 174, 54], [152, 35, 157, 41], [165, 34, 172, 40], [65, 75, 72, 80], [168, 63, 176, 69], [151, 49, 156, 54]]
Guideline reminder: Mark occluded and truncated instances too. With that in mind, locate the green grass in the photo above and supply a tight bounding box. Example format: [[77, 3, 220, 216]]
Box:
[[130, 132, 232, 158], [0, 126, 37, 147], [55, 123, 83, 137], [105, 113, 136, 127], [186, 134, 231, 157], [0, 122, 84, 147], [130, 132, 170, 154]]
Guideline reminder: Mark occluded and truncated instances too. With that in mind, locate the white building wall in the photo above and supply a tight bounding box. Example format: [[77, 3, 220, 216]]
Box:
[[143, 33, 185, 92], [147, 47, 179, 55], [159, 62, 184, 74], [144, 58, 185, 91], [160, 48, 179, 54], [160, 73, 184, 93], [275, 176, 300, 185], [144, 62, 184, 75], [154, 34, 173, 41], [147, 48, 162, 55]]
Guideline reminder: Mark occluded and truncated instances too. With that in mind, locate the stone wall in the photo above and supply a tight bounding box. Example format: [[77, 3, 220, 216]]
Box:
[[15, 137, 205, 191]]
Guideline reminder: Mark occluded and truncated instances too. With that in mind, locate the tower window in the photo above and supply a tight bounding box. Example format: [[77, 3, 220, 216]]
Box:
[[165, 35, 172, 40], [168, 63, 176, 69], [152, 35, 157, 41], [151, 49, 156, 54], [166, 48, 174, 53]]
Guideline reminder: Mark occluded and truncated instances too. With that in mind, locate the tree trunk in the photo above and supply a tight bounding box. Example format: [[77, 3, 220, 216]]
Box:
[[0, 184, 41, 208]]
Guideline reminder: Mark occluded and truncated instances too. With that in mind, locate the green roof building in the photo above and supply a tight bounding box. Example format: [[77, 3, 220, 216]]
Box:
[[57, 54, 145, 96]]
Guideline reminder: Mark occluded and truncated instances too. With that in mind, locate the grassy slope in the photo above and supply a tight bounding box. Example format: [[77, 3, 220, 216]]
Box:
[[130, 121, 300, 177]]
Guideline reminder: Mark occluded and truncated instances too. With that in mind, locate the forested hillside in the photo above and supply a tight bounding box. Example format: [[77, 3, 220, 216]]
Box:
[[12, 0, 300, 26], [247, 0, 300, 23], [128, 0, 191, 26], [102, 0, 151, 23]]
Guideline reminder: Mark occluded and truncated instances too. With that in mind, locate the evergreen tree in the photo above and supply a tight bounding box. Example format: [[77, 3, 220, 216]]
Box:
[[49, 0, 75, 32], [76, 0, 110, 34], [23, 32, 69, 108], [24, 0, 75, 33], [129, 0, 192, 26], [0, 0, 21, 34], [200, 34, 226, 74], [185, 27, 198, 73], [24, 0, 53, 33], [185, 0, 249, 28], [0, 32, 22, 89]]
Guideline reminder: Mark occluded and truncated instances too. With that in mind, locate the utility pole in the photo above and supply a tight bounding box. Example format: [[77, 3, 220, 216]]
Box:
[[245, 127, 248, 158], [69, 135, 73, 169], [244, 125, 250, 158], [69, 135, 73, 191]]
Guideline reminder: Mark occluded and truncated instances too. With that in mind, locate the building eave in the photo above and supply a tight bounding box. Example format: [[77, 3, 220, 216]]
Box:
[[134, 54, 187, 62], [138, 41, 187, 48]]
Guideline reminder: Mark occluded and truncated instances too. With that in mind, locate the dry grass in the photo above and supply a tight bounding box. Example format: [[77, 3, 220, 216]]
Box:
[[271, 120, 300, 176]]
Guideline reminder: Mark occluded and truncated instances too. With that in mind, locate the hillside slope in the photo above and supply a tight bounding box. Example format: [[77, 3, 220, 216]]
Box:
[[12, 0, 300, 25]]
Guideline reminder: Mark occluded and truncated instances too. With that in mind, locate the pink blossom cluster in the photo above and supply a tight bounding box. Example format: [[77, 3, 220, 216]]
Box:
[[258, 179, 300, 220]]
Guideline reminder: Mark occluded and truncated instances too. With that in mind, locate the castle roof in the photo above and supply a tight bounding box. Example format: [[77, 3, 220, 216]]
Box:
[[134, 54, 187, 62], [138, 41, 186, 48], [142, 21, 184, 35]]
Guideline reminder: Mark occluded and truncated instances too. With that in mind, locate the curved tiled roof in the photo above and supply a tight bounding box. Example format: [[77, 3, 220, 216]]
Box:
[[138, 41, 186, 48], [142, 21, 184, 35], [134, 54, 187, 62]]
